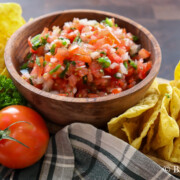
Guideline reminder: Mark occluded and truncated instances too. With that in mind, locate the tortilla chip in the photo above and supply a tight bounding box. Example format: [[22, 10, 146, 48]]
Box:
[[152, 84, 179, 150], [142, 117, 159, 154], [0, 3, 25, 74], [170, 80, 180, 89], [108, 86, 159, 141], [157, 141, 174, 161], [174, 61, 180, 80], [122, 117, 140, 144], [170, 87, 180, 120], [131, 98, 162, 149]]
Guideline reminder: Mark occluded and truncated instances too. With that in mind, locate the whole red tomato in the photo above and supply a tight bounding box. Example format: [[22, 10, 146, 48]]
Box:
[[0, 105, 49, 169]]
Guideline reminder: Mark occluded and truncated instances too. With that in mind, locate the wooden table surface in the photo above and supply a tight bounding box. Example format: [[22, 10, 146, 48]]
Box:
[[2, 0, 180, 80]]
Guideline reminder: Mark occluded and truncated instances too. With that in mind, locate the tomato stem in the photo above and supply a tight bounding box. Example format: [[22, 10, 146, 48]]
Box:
[[0, 121, 31, 148]]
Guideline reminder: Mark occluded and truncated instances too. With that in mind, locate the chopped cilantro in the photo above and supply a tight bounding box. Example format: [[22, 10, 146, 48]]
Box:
[[50, 44, 56, 55], [128, 59, 137, 69]]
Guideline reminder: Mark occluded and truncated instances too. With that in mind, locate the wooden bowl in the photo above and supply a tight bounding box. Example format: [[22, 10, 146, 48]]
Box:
[[4, 9, 161, 127]]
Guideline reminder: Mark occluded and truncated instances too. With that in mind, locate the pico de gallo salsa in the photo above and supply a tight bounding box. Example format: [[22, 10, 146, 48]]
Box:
[[20, 18, 151, 98]]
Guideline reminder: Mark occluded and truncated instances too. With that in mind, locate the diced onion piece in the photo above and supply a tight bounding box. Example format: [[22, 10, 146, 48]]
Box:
[[42, 79, 54, 91], [120, 63, 128, 74], [110, 62, 119, 69], [102, 75, 111, 79], [130, 44, 140, 56], [50, 91, 59, 95], [72, 87, 77, 94], [50, 57, 58, 63], [20, 69, 31, 80], [90, 51, 100, 59], [115, 72, 122, 79], [33, 77, 44, 84], [121, 52, 130, 61]]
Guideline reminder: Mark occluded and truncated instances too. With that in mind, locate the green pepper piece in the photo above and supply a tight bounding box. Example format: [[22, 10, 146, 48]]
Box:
[[59, 62, 70, 78], [123, 61, 128, 69], [20, 62, 29, 70], [132, 35, 138, 42], [49, 64, 61, 74], [73, 36, 82, 44], [128, 59, 137, 69], [105, 18, 113, 27], [50, 44, 56, 55], [97, 57, 111, 68], [36, 57, 41, 67], [31, 34, 41, 50]]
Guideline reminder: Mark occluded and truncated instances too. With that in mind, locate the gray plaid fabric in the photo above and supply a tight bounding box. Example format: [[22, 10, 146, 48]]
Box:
[[0, 123, 177, 180]]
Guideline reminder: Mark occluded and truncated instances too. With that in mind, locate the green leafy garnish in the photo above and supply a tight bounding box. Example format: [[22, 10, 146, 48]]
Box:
[[128, 59, 137, 69], [49, 64, 61, 74], [29, 78, 33, 85], [165, 93, 170, 98], [73, 36, 82, 44], [62, 41, 67, 46], [100, 51, 107, 55], [50, 44, 56, 55], [43, 61, 47, 67], [31, 34, 48, 50], [98, 57, 111, 68], [31, 34, 41, 50], [20, 62, 28, 70], [59, 62, 70, 78], [36, 57, 41, 67], [132, 35, 138, 42], [41, 34, 49, 45], [70, 27, 76, 30], [0, 75, 27, 109], [123, 61, 128, 69], [59, 38, 69, 47], [71, 61, 76, 66], [26, 53, 32, 59]]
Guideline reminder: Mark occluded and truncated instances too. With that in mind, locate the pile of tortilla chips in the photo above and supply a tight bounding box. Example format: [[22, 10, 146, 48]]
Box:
[[108, 61, 180, 164], [0, 3, 25, 77]]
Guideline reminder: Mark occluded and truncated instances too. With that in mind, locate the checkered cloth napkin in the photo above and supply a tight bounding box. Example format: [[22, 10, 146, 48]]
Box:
[[0, 123, 177, 180]]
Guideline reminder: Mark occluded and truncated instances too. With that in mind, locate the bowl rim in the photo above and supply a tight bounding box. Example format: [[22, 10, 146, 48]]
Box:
[[5, 9, 161, 103]]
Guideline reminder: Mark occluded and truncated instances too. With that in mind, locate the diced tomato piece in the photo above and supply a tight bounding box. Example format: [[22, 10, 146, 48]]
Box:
[[68, 74, 78, 87], [68, 44, 79, 55], [30, 57, 44, 78], [30, 47, 37, 54], [90, 61, 103, 78], [55, 48, 69, 64], [87, 70, 93, 82], [107, 28, 122, 46], [58, 94, 67, 97], [138, 48, 151, 59], [117, 47, 126, 56], [72, 54, 92, 64], [137, 61, 152, 79], [76, 89, 88, 98], [52, 79, 67, 91], [36, 46, 44, 56], [34, 84, 43, 89], [45, 53, 52, 62], [108, 53, 122, 63], [112, 88, 122, 94], [67, 30, 79, 42], [41, 27, 49, 38], [78, 68, 88, 77], [28, 37, 32, 47]]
